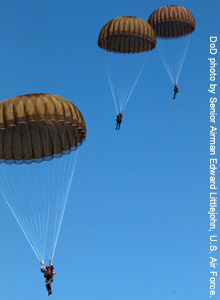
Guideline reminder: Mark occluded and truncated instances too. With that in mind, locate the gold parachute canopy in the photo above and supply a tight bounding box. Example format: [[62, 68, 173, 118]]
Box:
[[0, 93, 86, 164], [98, 16, 156, 53], [148, 5, 195, 38]]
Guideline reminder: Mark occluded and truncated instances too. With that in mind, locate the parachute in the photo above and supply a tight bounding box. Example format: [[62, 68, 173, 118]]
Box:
[[0, 93, 86, 263], [148, 5, 195, 85], [98, 16, 156, 113]]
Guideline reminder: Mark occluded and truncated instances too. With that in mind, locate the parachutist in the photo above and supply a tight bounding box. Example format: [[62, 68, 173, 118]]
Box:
[[41, 260, 56, 296], [116, 112, 123, 130], [173, 85, 179, 99]]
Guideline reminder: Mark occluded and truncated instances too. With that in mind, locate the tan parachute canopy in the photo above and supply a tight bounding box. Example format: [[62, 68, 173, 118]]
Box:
[[148, 5, 195, 38], [98, 16, 156, 53], [0, 93, 86, 164]]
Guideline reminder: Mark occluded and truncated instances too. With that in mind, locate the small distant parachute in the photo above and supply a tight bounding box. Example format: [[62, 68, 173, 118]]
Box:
[[148, 5, 195, 85], [148, 5, 195, 38], [98, 16, 156, 113], [0, 93, 86, 263]]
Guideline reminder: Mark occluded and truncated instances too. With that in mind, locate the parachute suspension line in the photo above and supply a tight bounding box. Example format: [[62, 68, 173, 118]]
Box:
[[30, 158, 46, 261], [50, 121, 71, 261], [106, 56, 119, 114], [158, 40, 175, 85], [0, 163, 33, 252], [0, 168, 42, 261], [0, 122, 79, 263], [51, 149, 79, 260], [45, 121, 51, 261], [50, 128, 66, 261], [107, 71, 119, 115], [17, 123, 43, 261], [43, 206, 50, 262], [117, 53, 127, 112], [0, 123, 48, 262], [106, 52, 147, 113], [157, 35, 192, 85], [23, 122, 50, 262], [175, 35, 191, 84], [122, 55, 147, 111], [24, 163, 42, 253], [28, 215, 42, 258]]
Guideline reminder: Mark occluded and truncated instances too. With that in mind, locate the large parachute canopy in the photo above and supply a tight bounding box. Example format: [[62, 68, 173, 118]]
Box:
[[0, 93, 86, 263], [98, 16, 156, 113], [148, 5, 195, 85], [0, 93, 86, 164], [98, 16, 156, 53]]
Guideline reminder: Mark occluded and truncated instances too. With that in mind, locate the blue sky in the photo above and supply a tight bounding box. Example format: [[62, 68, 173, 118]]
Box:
[[0, 0, 219, 299]]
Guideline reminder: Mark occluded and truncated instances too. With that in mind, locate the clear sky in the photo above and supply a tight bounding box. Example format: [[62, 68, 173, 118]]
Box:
[[0, 0, 219, 299]]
